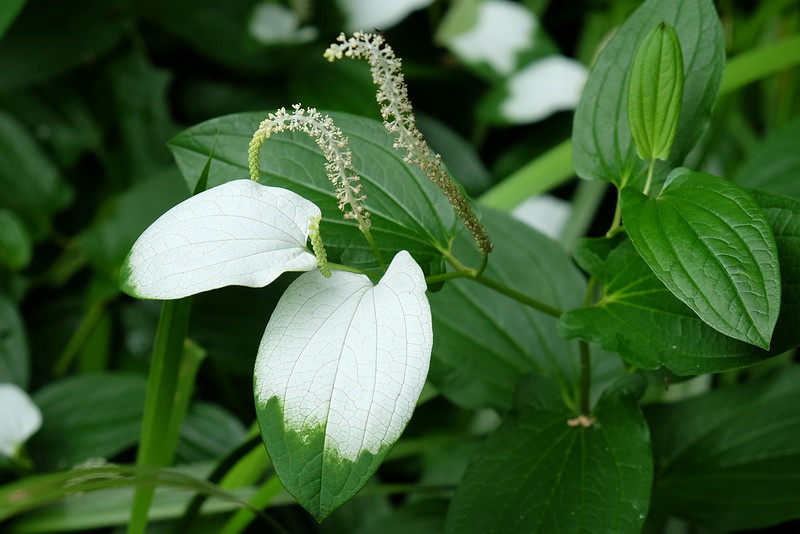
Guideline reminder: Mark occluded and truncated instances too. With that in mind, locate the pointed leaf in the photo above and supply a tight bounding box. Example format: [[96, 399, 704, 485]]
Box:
[[167, 111, 458, 271], [621, 169, 781, 348], [627, 22, 684, 161], [254, 251, 432, 521], [573, 0, 724, 189], [120, 179, 320, 300], [445, 375, 652, 533]]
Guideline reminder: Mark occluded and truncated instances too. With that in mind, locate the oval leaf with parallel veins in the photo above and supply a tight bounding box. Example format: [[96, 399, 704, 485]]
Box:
[[254, 250, 432, 521], [120, 179, 320, 300]]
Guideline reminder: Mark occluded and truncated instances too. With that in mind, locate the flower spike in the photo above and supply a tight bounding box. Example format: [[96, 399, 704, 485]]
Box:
[[325, 32, 493, 254], [249, 105, 371, 231]]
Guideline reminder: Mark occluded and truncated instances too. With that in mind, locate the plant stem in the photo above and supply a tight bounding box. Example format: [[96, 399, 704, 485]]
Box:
[[127, 298, 191, 534], [473, 274, 563, 318], [579, 340, 592, 416]]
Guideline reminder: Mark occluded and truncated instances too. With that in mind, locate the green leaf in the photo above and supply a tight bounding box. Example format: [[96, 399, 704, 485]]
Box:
[[168, 111, 458, 271], [0, 294, 29, 388], [621, 169, 781, 349], [0, 206, 31, 271], [558, 236, 763, 374], [429, 209, 624, 412], [573, 0, 724, 188], [0, 111, 71, 236], [647, 365, 800, 531], [445, 375, 652, 533], [627, 22, 684, 161], [733, 117, 800, 199], [565, 188, 800, 375], [27, 373, 147, 470]]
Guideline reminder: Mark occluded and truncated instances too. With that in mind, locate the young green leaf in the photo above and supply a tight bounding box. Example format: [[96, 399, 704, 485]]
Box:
[[0, 295, 29, 388], [573, 0, 724, 189], [647, 366, 800, 531], [446, 375, 652, 533], [254, 251, 432, 521], [120, 180, 320, 300], [621, 169, 781, 349], [627, 22, 684, 161]]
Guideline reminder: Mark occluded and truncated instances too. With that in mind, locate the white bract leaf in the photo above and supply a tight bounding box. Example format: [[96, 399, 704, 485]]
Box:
[[0, 383, 42, 457], [448, 0, 536, 76], [501, 56, 588, 123], [338, 0, 433, 32], [255, 250, 432, 462], [121, 180, 321, 300]]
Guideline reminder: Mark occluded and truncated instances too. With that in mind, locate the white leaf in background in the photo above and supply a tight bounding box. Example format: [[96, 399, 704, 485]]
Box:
[[448, 0, 535, 76], [249, 3, 318, 45], [511, 194, 571, 239], [501, 56, 588, 122], [121, 180, 320, 300], [338, 0, 434, 32], [255, 250, 432, 461], [0, 383, 42, 457]]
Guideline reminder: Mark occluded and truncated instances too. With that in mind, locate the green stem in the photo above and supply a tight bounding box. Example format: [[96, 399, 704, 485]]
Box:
[[128, 298, 192, 534], [360, 225, 387, 271], [473, 274, 562, 318], [53, 298, 107, 375], [579, 340, 591, 416]]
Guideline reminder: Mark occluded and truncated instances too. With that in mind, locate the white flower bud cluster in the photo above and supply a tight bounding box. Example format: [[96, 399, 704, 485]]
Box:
[[249, 104, 370, 229], [325, 32, 493, 254]]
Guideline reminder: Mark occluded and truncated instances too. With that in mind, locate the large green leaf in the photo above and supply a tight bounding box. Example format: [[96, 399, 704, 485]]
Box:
[[27, 373, 147, 469], [733, 117, 800, 199], [572, 0, 724, 189], [168, 111, 458, 271], [428, 209, 623, 412], [562, 188, 800, 374], [0, 294, 29, 388], [621, 169, 781, 349], [0, 0, 26, 41], [0, 209, 31, 270], [647, 365, 800, 531], [0, 111, 71, 236], [445, 375, 652, 533]]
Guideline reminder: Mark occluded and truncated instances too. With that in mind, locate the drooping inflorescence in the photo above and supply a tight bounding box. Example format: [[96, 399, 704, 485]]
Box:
[[324, 32, 493, 254], [307, 215, 331, 278], [249, 105, 371, 230]]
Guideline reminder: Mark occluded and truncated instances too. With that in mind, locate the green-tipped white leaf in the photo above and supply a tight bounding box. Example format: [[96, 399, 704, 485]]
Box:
[[120, 179, 320, 300], [0, 383, 41, 458], [254, 250, 432, 521]]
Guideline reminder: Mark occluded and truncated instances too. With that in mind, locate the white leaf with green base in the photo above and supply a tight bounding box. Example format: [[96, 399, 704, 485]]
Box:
[[254, 250, 432, 521], [120, 180, 320, 300]]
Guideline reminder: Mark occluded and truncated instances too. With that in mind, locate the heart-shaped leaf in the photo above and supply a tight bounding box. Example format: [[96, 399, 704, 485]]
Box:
[[572, 0, 724, 189], [621, 169, 781, 348], [445, 375, 652, 533], [120, 179, 320, 300], [168, 111, 458, 271], [254, 250, 432, 521]]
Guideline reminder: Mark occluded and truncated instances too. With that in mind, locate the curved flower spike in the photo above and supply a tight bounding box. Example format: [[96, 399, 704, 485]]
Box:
[[254, 250, 432, 521], [121, 180, 321, 300]]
